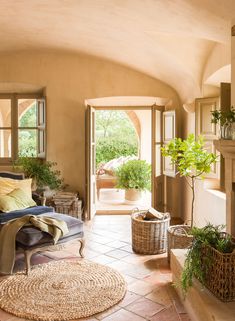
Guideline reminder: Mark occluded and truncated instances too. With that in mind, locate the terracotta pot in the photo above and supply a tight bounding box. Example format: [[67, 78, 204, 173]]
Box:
[[125, 189, 142, 201]]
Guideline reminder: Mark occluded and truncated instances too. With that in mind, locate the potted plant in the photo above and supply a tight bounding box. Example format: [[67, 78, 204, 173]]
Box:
[[211, 106, 235, 139], [116, 159, 151, 201], [161, 134, 217, 256], [14, 158, 64, 200], [181, 224, 235, 302]]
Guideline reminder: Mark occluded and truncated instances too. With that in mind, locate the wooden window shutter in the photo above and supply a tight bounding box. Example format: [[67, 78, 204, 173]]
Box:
[[195, 97, 220, 179], [163, 110, 176, 177], [37, 98, 46, 158]]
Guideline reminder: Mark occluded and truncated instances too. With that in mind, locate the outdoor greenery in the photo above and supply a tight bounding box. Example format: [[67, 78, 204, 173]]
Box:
[[161, 134, 217, 227], [116, 159, 151, 191], [181, 224, 235, 294], [14, 158, 63, 190], [18, 102, 37, 157], [96, 111, 138, 166]]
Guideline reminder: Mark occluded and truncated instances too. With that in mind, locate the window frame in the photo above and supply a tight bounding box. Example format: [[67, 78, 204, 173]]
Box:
[[0, 93, 46, 165]]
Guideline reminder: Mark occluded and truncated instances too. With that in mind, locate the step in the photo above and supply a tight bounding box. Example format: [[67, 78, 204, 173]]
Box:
[[171, 249, 235, 321]]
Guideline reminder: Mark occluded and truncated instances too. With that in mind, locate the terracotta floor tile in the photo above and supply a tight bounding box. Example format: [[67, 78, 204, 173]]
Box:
[[89, 254, 117, 264], [95, 305, 120, 320], [0, 215, 190, 321], [128, 280, 155, 296], [124, 266, 152, 279], [89, 235, 114, 245], [125, 297, 164, 318], [120, 244, 133, 253], [107, 240, 129, 248], [145, 286, 172, 307], [167, 283, 186, 314], [87, 243, 113, 254], [0, 309, 15, 321], [102, 308, 146, 321], [83, 249, 100, 259], [74, 317, 98, 321], [179, 313, 191, 321], [106, 260, 133, 272], [118, 291, 141, 307], [121, 253, 147, 264], [123, 274, 138, 285], [106, 249, 130, 259], [150, 305, 180, 321]]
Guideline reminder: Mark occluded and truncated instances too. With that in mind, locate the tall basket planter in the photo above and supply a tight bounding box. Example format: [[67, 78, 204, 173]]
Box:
[[201, 238, 235, 302], [131, 209, 170, 255], [167, 225, 193, 262]]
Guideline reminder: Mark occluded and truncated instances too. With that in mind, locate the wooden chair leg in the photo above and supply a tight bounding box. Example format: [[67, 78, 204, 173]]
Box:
[[78, 239, 85, 258], [24, 250, 33, 275]]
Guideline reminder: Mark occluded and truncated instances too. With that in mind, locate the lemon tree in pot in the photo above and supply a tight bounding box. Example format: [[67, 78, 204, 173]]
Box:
[[116, 159, 151, 201], [161, 134, 217, 255]]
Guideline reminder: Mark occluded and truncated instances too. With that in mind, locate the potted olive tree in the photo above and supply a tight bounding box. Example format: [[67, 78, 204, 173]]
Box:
[[116, 159, 151, 201], [161, 134, 217, 254]]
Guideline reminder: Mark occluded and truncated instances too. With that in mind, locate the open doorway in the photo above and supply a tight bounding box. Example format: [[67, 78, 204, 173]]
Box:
[[95, 109, 152, 213], [85, 96, 175, 220]]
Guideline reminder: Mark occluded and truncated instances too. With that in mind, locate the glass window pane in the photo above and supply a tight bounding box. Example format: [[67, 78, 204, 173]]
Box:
[[18, 129, 37, 157], [0, 129, 11, 157], [18, 99, 37, 127], [0, 99, 11, 127]]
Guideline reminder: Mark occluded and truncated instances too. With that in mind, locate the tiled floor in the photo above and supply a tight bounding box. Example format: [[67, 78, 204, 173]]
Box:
[[96, 189, 151, 213], [0, 215, 190, 321]]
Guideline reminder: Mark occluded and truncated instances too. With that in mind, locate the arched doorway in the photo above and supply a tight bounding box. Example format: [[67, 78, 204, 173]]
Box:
[[85, 96, 173, 218]]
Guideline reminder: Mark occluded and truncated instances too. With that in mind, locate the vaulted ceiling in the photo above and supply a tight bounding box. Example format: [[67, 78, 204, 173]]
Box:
[[0, 0, 234, 101]]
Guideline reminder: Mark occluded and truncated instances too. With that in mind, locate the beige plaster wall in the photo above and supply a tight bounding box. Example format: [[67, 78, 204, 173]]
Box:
[[135, 110, 151, 164], [0, 51, 181, 207], [182, 87, 226, 227]]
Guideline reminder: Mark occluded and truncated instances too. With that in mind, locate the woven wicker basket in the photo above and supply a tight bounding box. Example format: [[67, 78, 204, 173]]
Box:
[[167, 225, 193, 262], [131, 209, 170, 255], [201, 235, 235, 302], [54, 199, 83, 220]]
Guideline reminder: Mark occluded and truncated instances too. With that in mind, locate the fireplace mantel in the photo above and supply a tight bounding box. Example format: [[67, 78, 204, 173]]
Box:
[[214, 139, 235, 235]]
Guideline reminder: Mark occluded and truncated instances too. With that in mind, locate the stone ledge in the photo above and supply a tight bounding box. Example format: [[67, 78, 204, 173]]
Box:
[[171, 249, 235, 321]]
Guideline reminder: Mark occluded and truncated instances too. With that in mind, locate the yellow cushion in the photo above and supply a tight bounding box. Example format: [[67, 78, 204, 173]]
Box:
[[0, 188, 36, 213], [0, 177, 32, 198]]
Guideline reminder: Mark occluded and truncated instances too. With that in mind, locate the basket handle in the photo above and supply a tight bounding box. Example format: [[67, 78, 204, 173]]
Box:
[[132, 207, 140, 215], [171, 226, 190, 237]]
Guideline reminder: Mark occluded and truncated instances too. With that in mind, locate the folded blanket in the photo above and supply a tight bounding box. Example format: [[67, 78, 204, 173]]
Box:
[[0, 214, 69, 274]]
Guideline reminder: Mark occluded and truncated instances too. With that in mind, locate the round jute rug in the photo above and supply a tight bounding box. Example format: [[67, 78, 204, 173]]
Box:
[[0, 260, 127, 321]]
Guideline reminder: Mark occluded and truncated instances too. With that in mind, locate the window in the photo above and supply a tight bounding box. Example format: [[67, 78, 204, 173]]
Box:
[[0, 94, 46, 164]]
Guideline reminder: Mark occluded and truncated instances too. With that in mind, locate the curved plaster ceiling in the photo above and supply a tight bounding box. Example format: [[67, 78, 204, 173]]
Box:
[[205, 65, 231, 87], [0, 0, 234, 101]]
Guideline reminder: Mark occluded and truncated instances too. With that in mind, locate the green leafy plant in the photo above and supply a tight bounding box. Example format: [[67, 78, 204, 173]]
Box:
[[211, 107, 235, 126], [161, 134, 217, 227], [116, 159, 151, 191], [96, 138, 138, 167], [181, 224, 235, 294], [14, 158, 64, 190]]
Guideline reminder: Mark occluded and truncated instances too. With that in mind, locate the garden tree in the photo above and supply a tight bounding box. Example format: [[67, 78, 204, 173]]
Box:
[[18, 103, 37, 157], [95, 110, 138, 166], [161, 134, 217, 228]]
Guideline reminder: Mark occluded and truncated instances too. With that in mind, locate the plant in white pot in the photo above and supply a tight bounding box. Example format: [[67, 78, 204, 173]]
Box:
[[161, 134, 217, 255], [116, 159, 151, 201]]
